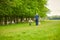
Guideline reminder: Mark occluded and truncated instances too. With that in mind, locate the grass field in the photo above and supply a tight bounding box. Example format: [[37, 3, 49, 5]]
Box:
[[0, 20, 60, 40]]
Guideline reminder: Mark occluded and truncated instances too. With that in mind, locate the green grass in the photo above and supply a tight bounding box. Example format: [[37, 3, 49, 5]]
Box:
[[0, 20, 60, 40]]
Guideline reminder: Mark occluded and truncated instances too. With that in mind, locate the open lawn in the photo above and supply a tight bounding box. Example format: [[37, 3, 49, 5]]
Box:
[[0, 20, 60, 40]]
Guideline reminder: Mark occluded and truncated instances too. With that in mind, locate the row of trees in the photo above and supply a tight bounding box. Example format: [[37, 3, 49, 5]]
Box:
[[0, 0, 49, 25], [48, 16, 60, 20]]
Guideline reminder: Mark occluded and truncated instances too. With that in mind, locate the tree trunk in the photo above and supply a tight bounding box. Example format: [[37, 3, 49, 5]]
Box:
[[4, 16, 7, 25], [21, 18, 23, 22]]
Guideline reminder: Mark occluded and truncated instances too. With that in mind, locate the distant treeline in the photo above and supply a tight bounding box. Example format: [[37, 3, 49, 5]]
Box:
[[48, 16, 60, 20]]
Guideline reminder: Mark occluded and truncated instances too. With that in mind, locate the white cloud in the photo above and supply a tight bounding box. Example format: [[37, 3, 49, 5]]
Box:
[[47, 0, 60, 16]]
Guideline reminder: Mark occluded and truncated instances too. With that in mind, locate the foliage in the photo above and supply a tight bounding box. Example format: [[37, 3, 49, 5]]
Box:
[[0, 0, 49, 25]]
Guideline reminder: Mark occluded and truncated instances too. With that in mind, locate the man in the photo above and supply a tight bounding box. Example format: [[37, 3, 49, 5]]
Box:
[[35, 13, 39, 26]]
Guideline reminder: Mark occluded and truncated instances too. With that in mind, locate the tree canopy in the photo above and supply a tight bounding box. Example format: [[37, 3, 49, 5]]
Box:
[[0, 0, 49, 25]]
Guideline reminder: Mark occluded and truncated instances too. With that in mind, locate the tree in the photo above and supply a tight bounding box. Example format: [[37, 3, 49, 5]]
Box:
[[0, 0, 49, 25]]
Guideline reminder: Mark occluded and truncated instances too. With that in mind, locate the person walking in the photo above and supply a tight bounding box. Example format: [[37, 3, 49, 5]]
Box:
[[35, 13, 39, 26]]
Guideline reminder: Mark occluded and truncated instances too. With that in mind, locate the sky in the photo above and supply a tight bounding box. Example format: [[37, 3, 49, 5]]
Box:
[[47, 0, 60, 16]]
